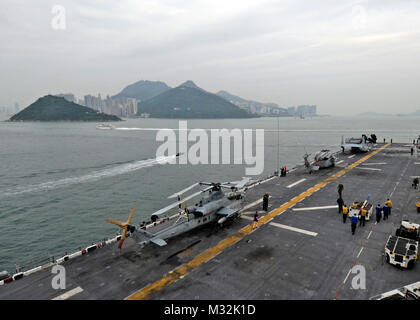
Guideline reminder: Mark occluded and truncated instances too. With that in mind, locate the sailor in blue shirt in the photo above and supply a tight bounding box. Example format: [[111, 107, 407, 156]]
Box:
[[383, 204, 390, 220], [375, 204, 382, 223], [350, 214, 359, 235]]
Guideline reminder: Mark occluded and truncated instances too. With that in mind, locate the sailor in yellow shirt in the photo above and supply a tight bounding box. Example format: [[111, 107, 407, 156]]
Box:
[[342, 205, 349, 224], [385, 199, 392, 216], [359, 208, 367, 227]]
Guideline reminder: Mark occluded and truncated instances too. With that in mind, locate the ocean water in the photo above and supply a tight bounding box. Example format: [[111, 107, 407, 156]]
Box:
[[0, 116, 418, 273]]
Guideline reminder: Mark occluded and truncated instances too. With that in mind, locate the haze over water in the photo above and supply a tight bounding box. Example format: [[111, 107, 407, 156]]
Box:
[[0, 116, 418, 273]]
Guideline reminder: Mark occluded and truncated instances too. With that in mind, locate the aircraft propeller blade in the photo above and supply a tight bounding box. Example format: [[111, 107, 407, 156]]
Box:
[[118, 228, 127, 249], [127, 205, 136, 225], [106, 205, 137, 250], [106, 218, 125, 228]]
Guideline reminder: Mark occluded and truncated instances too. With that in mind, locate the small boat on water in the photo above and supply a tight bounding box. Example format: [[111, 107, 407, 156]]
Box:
[[96, 124, 116, 130]]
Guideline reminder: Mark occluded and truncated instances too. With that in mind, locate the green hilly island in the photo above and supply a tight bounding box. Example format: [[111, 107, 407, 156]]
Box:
[[10, 95, 121, 122], [137, 81, 255, 119]]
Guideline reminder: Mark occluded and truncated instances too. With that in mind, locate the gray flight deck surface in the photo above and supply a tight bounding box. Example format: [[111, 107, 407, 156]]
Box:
[[1, 143, 419, 300]]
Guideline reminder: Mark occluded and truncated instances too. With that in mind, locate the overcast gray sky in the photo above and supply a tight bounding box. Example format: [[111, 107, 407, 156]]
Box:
[[1, 0, 419, 115]]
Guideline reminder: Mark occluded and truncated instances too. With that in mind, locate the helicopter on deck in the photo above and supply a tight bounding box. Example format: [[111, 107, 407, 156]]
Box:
[[303, 149, 337, 173], [106, 178, 256, 250]]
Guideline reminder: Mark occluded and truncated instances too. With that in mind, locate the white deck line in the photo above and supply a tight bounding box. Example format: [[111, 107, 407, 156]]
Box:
[[286, 178, 306, 189], [362, 162, 387, 165], [341, 222, 377, 288], [292, 205, 337, 211], [356, 247, 364, 259], [52, 286, 84, 300], [348, 155, 355, 159], [342, 268, 352, 285], [336, 160, 344, 165], [268, 222, 318, 236], [240, 216, 318, 236], [356, 167, 382, 171]]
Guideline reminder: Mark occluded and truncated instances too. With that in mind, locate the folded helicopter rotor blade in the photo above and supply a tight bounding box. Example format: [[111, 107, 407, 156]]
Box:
[[152, 187, 212, 218], [218, 178, 251, 190], [199, 186, 213, 193], [199, 181, 217, 186], [183, 190, 202, 201], [151, 193, 200, 217], [167, 183, 199, 199], [176, 186, 213, 203], [150, 202, 181, 218], [234, 177, 250, 189], [220, 184, 235, 189]]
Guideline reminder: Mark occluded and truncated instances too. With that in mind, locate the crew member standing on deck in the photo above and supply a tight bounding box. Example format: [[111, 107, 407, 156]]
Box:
[[414, 178, 419, 189], [263, 193, 269, 211], [253, 211, 259, 230], [375, 204, 382, 223], [350, 214, 359, 235], [338, 184, 344, 199], [383, 203, 390, 220], [385, 198, 392, 216], [360, 207, 367, 227], [337, 197, 344, 214], [342, 204, 349, 223]]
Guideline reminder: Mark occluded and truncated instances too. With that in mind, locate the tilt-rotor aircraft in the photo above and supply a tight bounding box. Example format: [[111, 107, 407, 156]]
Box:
[[106, 178, 254, 250], [341, 134, 377, 153]]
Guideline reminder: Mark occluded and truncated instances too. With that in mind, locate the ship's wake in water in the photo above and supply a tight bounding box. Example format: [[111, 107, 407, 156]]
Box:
[[115, 127, 184, 131], [1, 155, 177, 197]]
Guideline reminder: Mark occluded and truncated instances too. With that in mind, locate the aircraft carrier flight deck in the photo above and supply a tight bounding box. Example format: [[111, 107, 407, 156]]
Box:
[[1, 142, 419, 300]]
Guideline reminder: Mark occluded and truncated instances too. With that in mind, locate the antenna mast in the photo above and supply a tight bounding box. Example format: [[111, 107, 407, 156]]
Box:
[[277, 117, 280, 175]]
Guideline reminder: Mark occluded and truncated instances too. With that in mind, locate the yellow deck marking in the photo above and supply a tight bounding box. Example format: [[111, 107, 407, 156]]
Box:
[[125, 143, 391, 300]]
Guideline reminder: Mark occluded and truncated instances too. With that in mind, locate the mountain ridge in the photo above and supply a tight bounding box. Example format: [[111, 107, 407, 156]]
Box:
[[216, 90, 289, 116], [112, 80, 171, 101], [137, 82, 256, 119]]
